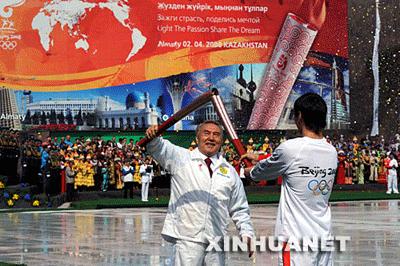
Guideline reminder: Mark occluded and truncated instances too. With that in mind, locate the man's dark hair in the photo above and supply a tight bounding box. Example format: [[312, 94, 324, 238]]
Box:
[[294, 93, 327, 133]]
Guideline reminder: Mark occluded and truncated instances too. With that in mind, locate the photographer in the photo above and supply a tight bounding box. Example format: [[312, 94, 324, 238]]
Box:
[[139, 157, 153, 202]]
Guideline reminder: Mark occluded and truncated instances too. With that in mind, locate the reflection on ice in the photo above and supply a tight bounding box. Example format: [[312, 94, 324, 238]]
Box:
[[0, 200, 399, 265]]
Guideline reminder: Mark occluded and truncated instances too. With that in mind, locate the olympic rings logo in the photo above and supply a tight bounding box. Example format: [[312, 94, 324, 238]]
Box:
[[0, 40, 17, 50], [307, 179, 333, 196]]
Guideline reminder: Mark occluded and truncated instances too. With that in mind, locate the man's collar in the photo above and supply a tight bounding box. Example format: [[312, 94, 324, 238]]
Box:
[[190, 148, 226, 166]]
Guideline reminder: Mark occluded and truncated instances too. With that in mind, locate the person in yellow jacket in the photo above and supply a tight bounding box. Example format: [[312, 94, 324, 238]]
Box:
[[246, 138, 255, 153], [115, 157, 124, 190], [85, 155, 95, 188], [74, 156, 85, 189], [108, 158, 116, 187], [133, 157, 141, 189], [261, 136, 270, 153]]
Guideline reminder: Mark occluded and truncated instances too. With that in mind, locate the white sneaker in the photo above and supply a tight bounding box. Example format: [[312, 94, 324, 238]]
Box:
[[386, 191, 392, 194], [394, 191, 399, 194]]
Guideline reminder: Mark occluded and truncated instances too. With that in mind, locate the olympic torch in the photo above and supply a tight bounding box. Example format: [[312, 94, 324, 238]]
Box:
[[211, 89, 252, 167], [137, 88, 252, 167], [247, 13, 319, 129], [136, 90, 215, 147]]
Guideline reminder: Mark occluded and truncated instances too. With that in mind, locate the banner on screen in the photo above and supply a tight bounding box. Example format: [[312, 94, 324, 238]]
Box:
[[0, 0, 348, 130]]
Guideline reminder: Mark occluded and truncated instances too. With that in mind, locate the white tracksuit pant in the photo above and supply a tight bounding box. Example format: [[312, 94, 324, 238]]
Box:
[[171, 239, 224, 266], [141, 181, 149, 201], [278, 250, 333, 266], [387, 172, 398, 193]]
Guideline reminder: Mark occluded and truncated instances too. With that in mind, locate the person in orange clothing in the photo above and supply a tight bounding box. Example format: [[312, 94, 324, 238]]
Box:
[[344, 153, 354, 184], [377, 152, 391, 184], [352, 136, 359, 153]]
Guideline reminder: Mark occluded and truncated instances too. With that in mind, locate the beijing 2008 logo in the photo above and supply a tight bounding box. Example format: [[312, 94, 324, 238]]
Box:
[[0, 0, 25, 51], [307, 179, 333, 196]]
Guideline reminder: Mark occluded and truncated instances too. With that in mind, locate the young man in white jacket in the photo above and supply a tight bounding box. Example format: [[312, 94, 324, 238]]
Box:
[[242, 93, 338, 266], [145, 120, 254, 265]]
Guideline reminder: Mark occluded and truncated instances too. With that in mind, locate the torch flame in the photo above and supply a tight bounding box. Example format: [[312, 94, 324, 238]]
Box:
[[297, 0, 327, 30]]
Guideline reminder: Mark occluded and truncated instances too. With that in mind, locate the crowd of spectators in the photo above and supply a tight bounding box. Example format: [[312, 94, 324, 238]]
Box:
[[326, 134, 399, 188], [1, 129, 399, 202]]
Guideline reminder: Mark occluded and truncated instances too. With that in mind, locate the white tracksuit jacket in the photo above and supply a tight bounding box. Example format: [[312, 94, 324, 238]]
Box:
[[250, 137, 338, 266], [250, 137, 337, 241], [147, 137, 254, 244], [387, 158, 398, 193]]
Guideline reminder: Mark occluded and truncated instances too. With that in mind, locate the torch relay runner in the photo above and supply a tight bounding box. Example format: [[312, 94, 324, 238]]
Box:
[[242, 93, 338, 266], [145, 120, 255, 265]]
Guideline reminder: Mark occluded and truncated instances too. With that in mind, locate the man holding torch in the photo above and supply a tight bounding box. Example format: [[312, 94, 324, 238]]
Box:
[[145, 120, 254, 265], [242, 93, 338, 266]]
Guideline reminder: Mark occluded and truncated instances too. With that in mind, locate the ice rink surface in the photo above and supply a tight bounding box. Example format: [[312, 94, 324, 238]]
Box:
[[0, 200, 399, 265]]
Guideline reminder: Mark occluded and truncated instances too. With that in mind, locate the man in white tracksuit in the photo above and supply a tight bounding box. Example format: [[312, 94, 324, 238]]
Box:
[[146, 121, 254, 265], [386, 153, 399, 194], [243, 93, 338, 266]]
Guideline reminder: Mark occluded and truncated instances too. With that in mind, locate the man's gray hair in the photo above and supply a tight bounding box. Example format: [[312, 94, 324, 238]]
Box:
[[195, 120, 224, 137]]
